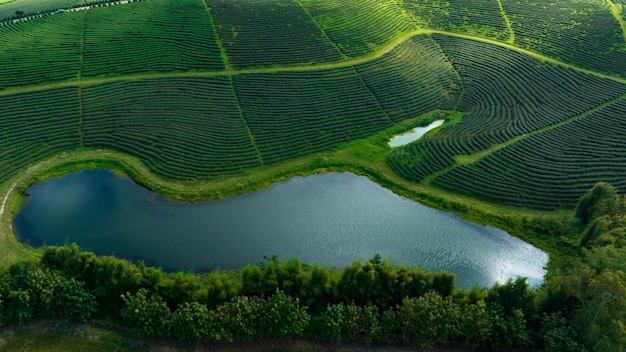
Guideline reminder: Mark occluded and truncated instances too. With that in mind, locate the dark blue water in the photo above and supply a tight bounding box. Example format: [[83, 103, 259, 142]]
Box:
[[13, 170, 548, 288]]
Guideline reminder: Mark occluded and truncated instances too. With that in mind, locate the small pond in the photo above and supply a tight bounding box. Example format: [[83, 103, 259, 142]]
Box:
[[389, 119, 445, 147], [13, 170, 548, 288]]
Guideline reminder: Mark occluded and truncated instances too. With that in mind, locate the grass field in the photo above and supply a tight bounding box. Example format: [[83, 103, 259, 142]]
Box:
[[1, 0, 626, 273]]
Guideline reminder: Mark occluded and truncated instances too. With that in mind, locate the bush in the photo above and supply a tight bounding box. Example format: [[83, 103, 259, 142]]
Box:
[[259, 290, 310, 339], [121, 288, 171, 338], [170, 302, 209, 344]]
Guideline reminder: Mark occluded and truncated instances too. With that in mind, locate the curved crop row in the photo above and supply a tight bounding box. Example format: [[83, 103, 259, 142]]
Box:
[[432, 98, 626, 210], [355, 35, 461, 123], [502, 0, 626, 77], [82, 0, 224, 77], [0, 0, 87, 21], [233, 68, 391, 164], [387, 36, 626, 182], [81, 77, 260, 181], [0, 87, 81, 184], [207, 0, 342, 68], [401, 0, 510, 41], [298, 0, 417, 58], [0, 11, 84, 89]]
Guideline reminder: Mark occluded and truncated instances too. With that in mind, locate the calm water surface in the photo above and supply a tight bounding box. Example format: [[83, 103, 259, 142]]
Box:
[[388, 119, 445, 147], [14, 170, 548, 288]]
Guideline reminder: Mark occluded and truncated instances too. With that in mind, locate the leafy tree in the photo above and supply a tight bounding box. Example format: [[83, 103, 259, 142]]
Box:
[[205, 271, 241, 308], [459, 302, 493, 348], [487, 277, 537, 319], [579, 216, 610, 248], [208, 295, 265, 342], [170, 302, 209, 344], [53, 278, 97, 322], [431, 271, 456, 296], [397, 292, 461, 348], [576, 182, 618, 224], [564, 265, 626, 351], [121, 288, 171, 338], [540, 312, 585, 352], [486, 304, 530, 350], [259, 290, 310, 339]]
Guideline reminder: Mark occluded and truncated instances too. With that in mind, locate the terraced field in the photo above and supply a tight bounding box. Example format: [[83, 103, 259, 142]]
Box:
[[402, 0, 511, 42], [2, 0, 626, 211], [208, 0, 343, 67], [0, 11, 84, 89], [355, 35, 461, 122], [81, 78, 260, 180], [0, 87, 81, 184], [298, 0, 417, 57], [502, 0, 626, 76], [234, 68, 391, 163], [82, 0, 224, 77], [0, 0, 87, 21]]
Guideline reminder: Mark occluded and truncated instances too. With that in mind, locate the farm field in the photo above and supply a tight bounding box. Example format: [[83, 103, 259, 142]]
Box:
[[208, 0, 343, 67], [82, 0, 224, 77], [1, 0, 626, 215], [501, 0, 626, 77], [0, 0, 87, 21]]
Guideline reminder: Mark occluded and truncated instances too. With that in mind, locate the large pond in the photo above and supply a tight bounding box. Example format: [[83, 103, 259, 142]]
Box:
[[13, 170, 548, 288]]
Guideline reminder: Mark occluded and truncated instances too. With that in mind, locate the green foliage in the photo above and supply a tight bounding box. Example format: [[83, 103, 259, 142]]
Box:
[[52, 279, 97, 322], [120, 288, 171, 338], [315, 304, 344, 344], [0, 262, 97, 324], [397, 292, 461, 348], [208, 295, 265, 343], [579, 216, 610, 248], [205, 271, 241, 308], [562, 265, 626, 351], [315, 303, 382, 345], [169, 302, 209, 344], [335, 259, 434, 309], [487, 277, 536, 319], [576, 182, 619, 225], [459, 302, 493, 348], [258, 290, 310, 340], [540, 312, 585, 352], [431, 270, 456, 296], [486, 304, 530, 350]]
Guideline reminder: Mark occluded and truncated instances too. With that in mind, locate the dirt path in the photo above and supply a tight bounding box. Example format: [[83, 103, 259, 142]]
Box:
[[0, 182, 15, 222]]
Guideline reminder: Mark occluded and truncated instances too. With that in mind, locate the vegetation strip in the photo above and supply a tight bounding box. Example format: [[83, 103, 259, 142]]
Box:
[[608, 0, 626, 43], [1, 28, 626, 98], [495, 0, 514, 43]]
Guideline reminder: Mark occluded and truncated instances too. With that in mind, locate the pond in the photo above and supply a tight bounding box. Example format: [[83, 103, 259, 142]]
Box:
[[389, 119, 445, 147], [13, 170, 548, 288]]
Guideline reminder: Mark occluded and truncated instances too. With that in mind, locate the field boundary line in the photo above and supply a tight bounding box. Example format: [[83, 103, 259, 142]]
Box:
[[0, 182, 15, 223], [351, 66, 395, 125], [201, 0, 231, 70], [607, 0, 626, 44], [428, 34, 465, 110], [495, 0, 515, 44], [1, 29, 626, 97], [293, 0, 348, 60], [229, 76, 264, 165], [422, 92, 626, 185]]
